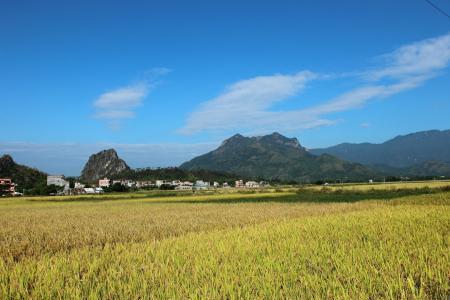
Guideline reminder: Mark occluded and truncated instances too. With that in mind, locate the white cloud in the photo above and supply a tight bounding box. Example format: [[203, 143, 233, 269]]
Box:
[[93, 68, 171, 129], [180, 32, 450, 135], [179, 71, 317, 134], [94, 83, 148, 111], [93, 82, 149, 128], [368, 33, 450, 81]]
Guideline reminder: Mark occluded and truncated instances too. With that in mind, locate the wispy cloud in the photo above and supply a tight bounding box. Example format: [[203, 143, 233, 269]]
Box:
[[179, 71, 317, 134], [367, 33, 450, 81], [180, 32, 450, 135], [93, 68, 171, 129]]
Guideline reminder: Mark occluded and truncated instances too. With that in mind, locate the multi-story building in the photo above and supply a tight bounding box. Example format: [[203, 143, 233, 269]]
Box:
[[0, 178, 16, 196], [98, 178, 110, 187], [235, 180, 244, 188]]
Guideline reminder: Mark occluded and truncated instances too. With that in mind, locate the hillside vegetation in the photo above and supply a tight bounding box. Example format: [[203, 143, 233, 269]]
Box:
[[0, 155, 46, 191], [113, 167, 244, 183], [311, 129, 450, 170], [181, 132, 378, 182]]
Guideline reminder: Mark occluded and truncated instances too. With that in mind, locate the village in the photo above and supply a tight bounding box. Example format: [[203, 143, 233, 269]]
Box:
[[0, 176, 270, 196], [48, 176, 269, 195]]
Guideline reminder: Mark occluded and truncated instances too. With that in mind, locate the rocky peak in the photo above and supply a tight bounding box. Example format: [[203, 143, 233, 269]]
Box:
[[80, 149, 130, 183], [221, 133, 246, 146], [0, 155, 15, 169], [260, 132, 303, 149]]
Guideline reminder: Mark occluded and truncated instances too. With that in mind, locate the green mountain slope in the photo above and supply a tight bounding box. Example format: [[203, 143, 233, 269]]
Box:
[[0, 154, 47, 190], [311, 130, 450, 168], [180, 133, 378, 182], [113, 167, 244, 183]]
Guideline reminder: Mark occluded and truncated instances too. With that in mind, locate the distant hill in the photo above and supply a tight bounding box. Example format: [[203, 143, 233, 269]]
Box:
[[404, 161, 450, 177], [311, 130, 450, 168], [81, 149, 130, 183], [0, 154, 47, 190], [373, 160, 450, 178], [180, 132, 378, 182]]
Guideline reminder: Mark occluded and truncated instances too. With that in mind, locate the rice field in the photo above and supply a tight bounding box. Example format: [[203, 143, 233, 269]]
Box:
[[1, 183, 449, 299]]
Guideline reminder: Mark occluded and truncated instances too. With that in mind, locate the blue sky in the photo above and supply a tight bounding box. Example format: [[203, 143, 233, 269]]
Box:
[[1, 0, 450, 175]]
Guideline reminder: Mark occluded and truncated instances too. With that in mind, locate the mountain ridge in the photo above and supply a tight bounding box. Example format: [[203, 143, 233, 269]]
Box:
[[311, 129, 450, 168], [180, 132, 378, 182]]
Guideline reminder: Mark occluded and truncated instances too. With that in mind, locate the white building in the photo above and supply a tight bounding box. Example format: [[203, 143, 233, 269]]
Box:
[[245, 181, 260, 188], [172, 180, 181, 186], [84, 187, 104, 194], [194, 180, 209, 190], [235, 180, 244, 188], [213, 182, 220, 188], [111, 179, 135, 187], [136, 181, 153, 188], [84, 187, 95, 194], [175, 184, 193, 190], [47, 175, 69, 189], [74, 182, 84, 189], [155, 180, 164, 187]]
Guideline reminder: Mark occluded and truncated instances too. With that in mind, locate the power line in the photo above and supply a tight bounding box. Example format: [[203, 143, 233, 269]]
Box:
[[424, 0, 450, 20]]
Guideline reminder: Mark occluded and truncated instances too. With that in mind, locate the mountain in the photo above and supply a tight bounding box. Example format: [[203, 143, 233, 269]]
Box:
[[0, 154, 47, 190], [180, 132, 378, 182], [403, 161, 450, 177], [311, 130, 450, 168], [80, 149, 130, 183]]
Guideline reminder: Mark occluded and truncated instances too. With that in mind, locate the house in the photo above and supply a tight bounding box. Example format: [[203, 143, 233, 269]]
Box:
[[98, 178, 110, 188], [172, 180, 181, 186], [175, 184, 193, 190], [155, 180, 164, 187], [245, 181, 260, 188], [213, 182, 220, 188], [112, 179, 135, 187], [0, 178, 16, 196], [47, 175, 69, 189], [222, 182, 230, 188], [74, 182, 84, 189], [136, 181, 154, 188], [235, 180, 244, 188], [194, 180, 209, 190]]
